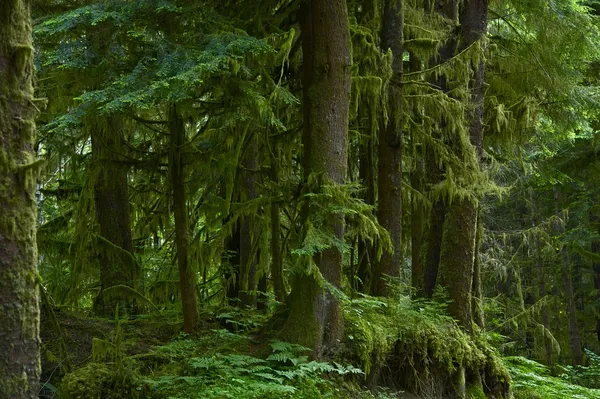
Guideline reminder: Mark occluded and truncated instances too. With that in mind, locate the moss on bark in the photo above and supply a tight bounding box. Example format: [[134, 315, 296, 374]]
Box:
[[280, 0, 351, 356], [0, 1, 41, 398]]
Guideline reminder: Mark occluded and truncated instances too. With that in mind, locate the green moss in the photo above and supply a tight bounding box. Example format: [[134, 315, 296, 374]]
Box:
[[344, 296, 509, 397], [467, 384, 486, 399], [60, 362, 141, 399]]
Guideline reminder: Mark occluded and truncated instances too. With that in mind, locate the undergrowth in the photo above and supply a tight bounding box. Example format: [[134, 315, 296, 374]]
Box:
[[505, 356, 600, 399], [143, 338, 362, 399]]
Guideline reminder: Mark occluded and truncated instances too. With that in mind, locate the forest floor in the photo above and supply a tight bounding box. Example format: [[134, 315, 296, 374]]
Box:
[[39, 304, 600, 399]]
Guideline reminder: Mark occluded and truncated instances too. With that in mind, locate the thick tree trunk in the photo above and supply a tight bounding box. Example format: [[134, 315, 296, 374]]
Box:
[[91, 116, 139, 314], [438, 200, 477, 329], [0, 1, 41, 397], [437, 0, 487, 331], [169, 104, 198, 333], [280, 0, 351, 355], [372, 0, 404, 297], [239, 135, 259, 307], [420, 1, 458, 299]]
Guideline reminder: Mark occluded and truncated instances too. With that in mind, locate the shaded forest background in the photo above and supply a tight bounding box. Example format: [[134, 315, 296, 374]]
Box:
[[5, 0, 600, 398]]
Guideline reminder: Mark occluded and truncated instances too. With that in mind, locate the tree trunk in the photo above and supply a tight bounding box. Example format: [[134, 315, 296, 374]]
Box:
[[239, 134, 259, 307], [169, 104, 198, 333], [356, 122, 375, 293], [471, 214, 484, 328], [437, 0, 487, 331], [91, 116, 139, 314], [0, 1, 41, 396], [420, 0, 458, 299], [280, 0, 351, 355], [530, 192, 553, 364], [270, 146, 286, 302], [409, 52, 425, 294], [553, 190, 583, 365], [438, 200, 477, 329], [372, 0, 404, 297], [590, 198, 600, 345], [224, 220, 241, 305]]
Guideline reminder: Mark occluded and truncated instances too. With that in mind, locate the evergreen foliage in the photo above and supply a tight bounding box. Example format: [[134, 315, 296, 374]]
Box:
[[17, 0, 600, 398]]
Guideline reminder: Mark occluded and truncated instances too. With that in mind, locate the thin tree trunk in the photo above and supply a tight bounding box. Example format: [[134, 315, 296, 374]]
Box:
[[409, 52, 425, 294], [270, 146, 286, 302], [356, 124, 375, 293], [471, 214, 484, 328], [280, 0, 351, 355], [0, 1, 41, 396], [224, 220, 241, 305], [91, 116, 138, 314], [590, 194, 600, 345], [530, 192, 553, 364], [553, 189, 583, 365], [239, 134, 259, 307], [372, 0, 404, 297], [169, 104, 198, 333]]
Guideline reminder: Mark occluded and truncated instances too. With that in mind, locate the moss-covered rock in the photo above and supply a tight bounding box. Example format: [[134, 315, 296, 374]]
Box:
[[344, 296, 511, 398], [59, 362, 141, 399]]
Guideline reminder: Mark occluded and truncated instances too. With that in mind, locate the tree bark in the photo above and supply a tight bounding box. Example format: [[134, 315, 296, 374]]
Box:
[[409, 52, 425, 295], [270, 146, 286, 303], [372, 0, 404, 297], [0, 1, 41, 397], [280, 0, 351, 355], [169, 104, 198, 333], [553, 190, 583, 365], [224, 220, 241, 305], [420, 0, 458, 299], [91, 116, 139, 314], [437, 0, 487, 331], [239, 134, 259, 307], [356, 121, 375, 293]]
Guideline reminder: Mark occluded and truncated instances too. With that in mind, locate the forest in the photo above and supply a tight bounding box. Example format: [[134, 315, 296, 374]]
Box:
[[4, 0, 600, 398]]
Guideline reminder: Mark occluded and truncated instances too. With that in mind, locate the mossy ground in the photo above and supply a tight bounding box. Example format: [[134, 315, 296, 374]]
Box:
[[39, 299, 598, 399]]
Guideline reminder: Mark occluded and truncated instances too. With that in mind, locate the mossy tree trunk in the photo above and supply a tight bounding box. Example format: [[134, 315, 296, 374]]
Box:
[[593, 238, 600, 345], [270, 145, 286, 303], [239, 133, 259, 308], [372, 0, 404, 297], [280, 0, 351, 355], [91, 116, 139, 314], [356, 127, 375, 293], [169, 104, 198, 333], [409, 53, 425, 293], [0, 1, 41, 397], [437, 0, 488, 332], [224, 219, 241, 305], [419, 0, 457, 299], [553, 190, 583, 365], [530, 192, 553, 364]]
